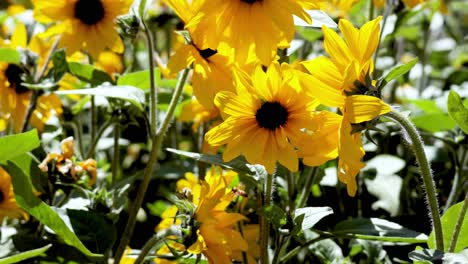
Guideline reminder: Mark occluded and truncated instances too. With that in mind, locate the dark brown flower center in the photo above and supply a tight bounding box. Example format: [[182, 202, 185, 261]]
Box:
[[5, 64, 29, 94], [0, 189, 4, 203], [198, 48, 217, 60], [74, 0, 105, 25], [241, 0, 262, 3], [255, 101, 289, 130]]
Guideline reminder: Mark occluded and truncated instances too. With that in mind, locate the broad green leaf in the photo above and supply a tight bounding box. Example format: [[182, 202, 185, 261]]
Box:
[[71, 96, 91, 115], [412, 113, 457, 132], [262, 205, 287, 229], [67, 209, 117, 254], [428, 201, 468, 252], [409, 99, 444, 114], [147, 201, 170, 217], [117, 68, 160, 91], [68, 62, 113, 86], [56, 85, 145, 111], [166, 148, 253, 174], [3, 162, 101, 258], [447, 90, 468, 134], [296, 27, 323, 42], [0, 48, 20, 64], [294, 207, 333, 231], [0, 130, 40, 161], [50, 49, 69, 81], [333, 218, 428, 244], [0, 244, 52, 264], [379, 58, 418, 88]]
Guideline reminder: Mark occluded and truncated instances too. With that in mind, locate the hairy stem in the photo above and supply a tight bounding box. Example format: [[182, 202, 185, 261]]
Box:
[[385, 110, 443, 250]]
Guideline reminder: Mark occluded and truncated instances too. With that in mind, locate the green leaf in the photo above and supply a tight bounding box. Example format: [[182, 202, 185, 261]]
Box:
[[50, 49, 69, 81], [428, 201, 468, 252], [333, 218, 428, 244], [56, 85, 146, 111], [411, 113, 457, 132], [0, 130, 40, 161], [294, 207, 333, 231], [0, 48, 21, 64], [166, 148, 253, 174], [0, 244, 52, 264], [138, 0, 148, 18], [3, 162, 101, 258], [447, 90, 468, 134], [379, 58, 418, 88], [67, 209, 117, 254], [147, 201, 170, 217], [117, 68, 160, 91], [409, 99, 444, 114], [261, 204, 287, 229], [68, 62, 113, 86]]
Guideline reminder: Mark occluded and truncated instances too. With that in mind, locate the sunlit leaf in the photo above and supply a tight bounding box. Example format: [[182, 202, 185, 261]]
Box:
[[294, 207, 333, 231], [56, 85, 145, 111], [447, 90, 468, 134], [0, 244, 52, 264], [379, 58, 418, 88], [3, 162, 101, 258], [117, 68, 160, 91], [412, 113, 457, 132], [409, 99, 444, 114], [68, 62, 113, 86], [428, 201, 468, 252], [0, 130, 40, 162], [294, 10, 337, 28], [0, 48, 20, 64]]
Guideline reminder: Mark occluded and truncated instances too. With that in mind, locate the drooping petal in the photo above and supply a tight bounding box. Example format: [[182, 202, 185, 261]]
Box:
[[344, 95, 391, 124]]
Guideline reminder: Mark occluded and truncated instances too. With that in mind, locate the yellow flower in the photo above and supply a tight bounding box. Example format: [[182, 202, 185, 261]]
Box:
[[32, 0, 132, 58], [95, 51, 123, 77], [179, 98, 220, 131], [205, 62, 321, 173], [0, 24, 63, 133], [165, 0, 236, 111], [300, 17, 391, 196], [321, 0, 360, 18], [0, 167, 28, 221], [186, 171, 248, 264], [184, 0, 319, 65]]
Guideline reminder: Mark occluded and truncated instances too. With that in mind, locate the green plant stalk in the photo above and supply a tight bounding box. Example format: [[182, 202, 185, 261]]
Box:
[[21, 36, 61, 132], [297, 167, 318, 209], [142, 19, 158, 137], [448, 193, 468, 252], [90, 96, 97, 158], [385, 110, 444, 250], [86, 119, 113, 159], [114, 68, 189, 263], [445, 148, 467, 211], [134, 230, 171, 264], [112, 123, 121, 184], [261, 171, 275, 264]]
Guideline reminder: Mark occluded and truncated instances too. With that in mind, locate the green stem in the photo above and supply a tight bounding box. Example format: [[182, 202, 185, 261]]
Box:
[[448, 193, 468, 252], [112, 123, 121, 184], [297, 167, 318, 209], [22, 36, 61, 132], [260, 170, 275, 264], [385, 110, 443, 250], [113, 68, 189, 263], [368, 0, 375, 21], [142, 19, 157, 137], [86, 119, 113, 159], [90, 96, 97, 158], [445, 148, 467, 211]]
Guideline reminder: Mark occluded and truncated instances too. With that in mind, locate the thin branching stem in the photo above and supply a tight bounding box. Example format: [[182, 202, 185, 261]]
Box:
[[260, 168, 275, 264], [142, 19, 157, 137], [385, 110, 444, 250], [112, 123, 121, 184], [448, 193, 468, 252], [114, 68, 189, 263], [297, 167, 318, 209]]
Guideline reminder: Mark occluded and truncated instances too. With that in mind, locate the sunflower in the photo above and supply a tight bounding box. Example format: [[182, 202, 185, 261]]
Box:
[[184, 0, 320, 65], [0, 24, 63, 133], [0, 167, 28, 221], [165, 0, 236, 111], [300, 17, 391, 196], [205, 62, 323, 174], [32, 0, 132, 58]]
